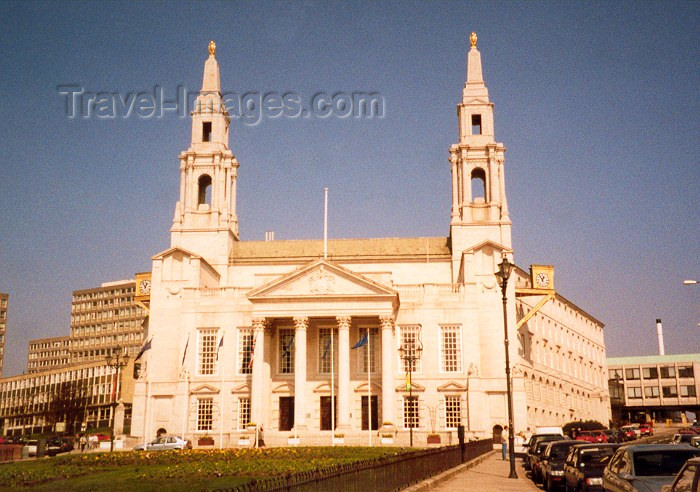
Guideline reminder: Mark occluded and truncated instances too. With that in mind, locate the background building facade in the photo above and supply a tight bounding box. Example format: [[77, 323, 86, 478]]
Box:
[[27, 336, 71, 373], [607, 354, 699, 424], [0, 293, 7, 378]]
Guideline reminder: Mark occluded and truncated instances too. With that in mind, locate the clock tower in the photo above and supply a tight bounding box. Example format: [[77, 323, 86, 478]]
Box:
[[449, 33, 512, 282], [170, 41, 240, 265]]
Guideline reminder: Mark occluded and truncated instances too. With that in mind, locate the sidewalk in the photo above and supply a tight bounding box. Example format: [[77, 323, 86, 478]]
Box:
[[407, 452, 540, 491]]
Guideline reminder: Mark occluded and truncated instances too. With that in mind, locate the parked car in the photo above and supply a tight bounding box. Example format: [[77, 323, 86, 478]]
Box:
[[46, 437, 73, 456], [539, 439, 581, 491], [672, 434, 694, 445], [661, 456, 700, 492], [133, 435, 192, 451], [25, 439, 38, 457], [603, 430, 622, 444], [525, 433, 566, 470], [576, 430, 608, 444], [602, 444, 700, 492], [563, 443, 620, 492], [691, 436, 700, 449], [639, 423, 654, 437], [621, 425, 641, 440], [532, 439, 566, 483]]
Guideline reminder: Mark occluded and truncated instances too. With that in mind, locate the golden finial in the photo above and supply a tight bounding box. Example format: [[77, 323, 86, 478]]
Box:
[[208, 40, 216, 56], [470, 32, 478, 48]]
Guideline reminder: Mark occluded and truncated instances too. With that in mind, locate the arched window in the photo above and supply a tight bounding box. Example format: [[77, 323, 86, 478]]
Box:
[[471, 168, 486, 201], [198, 174, 212, 207]]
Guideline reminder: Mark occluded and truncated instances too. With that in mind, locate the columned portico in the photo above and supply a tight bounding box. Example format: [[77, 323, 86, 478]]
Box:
[[336, 315, 351, 429], [293, 316, 308, 431], [379, 315, 395, 426], [251, 317, 267, 426]]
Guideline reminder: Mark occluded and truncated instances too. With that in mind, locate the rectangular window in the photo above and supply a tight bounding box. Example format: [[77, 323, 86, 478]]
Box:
[[202, 122, 212, 142], [359, 327, 379, 374], [680, 385, 697, 397], [198, 329, 218, 375], [627, 387, 642, 399], [625, 368, 640, 380], [440, 325, 462, 373], [609, 368, 623, 380], [471, 114, 482, 135], [660, 366, 676, 378], [238, 328, 254, 375], [318, 328, 338, 374], [399, 325, 422, 373], [644, 386, 660, 398], [678, 366, 694, 378], [642, 367, 658, 379], [403, 396, 419, 429], [237, 398, 251, 429], [662, 385, 678, 398], [444, 396, 461, 429], [197, 398, 213, 431], [278, 328, 294, 374]]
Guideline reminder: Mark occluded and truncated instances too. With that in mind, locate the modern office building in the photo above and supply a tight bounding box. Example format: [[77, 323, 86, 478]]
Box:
[[0, 293, 7, 378], [130, 36, 610, 447], [27, 336, 71, 373], [70, 280, 147, 363], [607, 354, 700, 424]]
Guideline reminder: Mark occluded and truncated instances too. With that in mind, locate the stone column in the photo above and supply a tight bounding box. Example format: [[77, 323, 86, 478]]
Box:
[[251, 318, 266, 426], [336, 316, 351, 429], [379, 315, 395, 426], [293, 316, 308, 431]]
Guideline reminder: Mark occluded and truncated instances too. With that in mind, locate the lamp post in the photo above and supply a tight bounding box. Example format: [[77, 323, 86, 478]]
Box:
[[105, 346, 130, 452], [399, 337, 423, 447], [495, 256, 518, 479]]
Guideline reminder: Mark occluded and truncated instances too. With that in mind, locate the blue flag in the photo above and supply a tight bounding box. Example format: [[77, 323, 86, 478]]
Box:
[[134, 338, 152, 362], [321, 338, 332, 360], [352, 333, 368, 349], [283, 335, 295, 357]]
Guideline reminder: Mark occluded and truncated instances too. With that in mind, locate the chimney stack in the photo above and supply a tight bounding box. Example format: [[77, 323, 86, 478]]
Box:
[[656, 318, 665, 356]]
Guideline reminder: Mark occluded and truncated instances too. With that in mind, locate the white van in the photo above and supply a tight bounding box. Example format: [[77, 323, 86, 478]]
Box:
[[535, 426, 564, 436]]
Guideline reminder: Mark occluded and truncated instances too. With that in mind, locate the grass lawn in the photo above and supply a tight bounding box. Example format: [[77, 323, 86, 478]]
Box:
[[0, 447, 414, 491]]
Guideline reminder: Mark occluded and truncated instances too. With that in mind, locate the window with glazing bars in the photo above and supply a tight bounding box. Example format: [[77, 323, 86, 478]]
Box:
[[440, 325, 462, 372], [238, 329, 253, 375], [278, 328, 294, 374], [403, 396, 419, 429], [359, 328, 378, 373], [318, 328, 337, 373], [198, 329, 218, 375], [197, 398, 213, 431], [399, 325, 422, 373], [238, 397, 251, 429], [444, 395, 461, 429]]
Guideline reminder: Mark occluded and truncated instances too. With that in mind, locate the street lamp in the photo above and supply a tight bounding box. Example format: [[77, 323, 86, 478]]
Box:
[[495, 255, 518, 479], [105, 346, 130, 452], [399, 336, 423, 447]]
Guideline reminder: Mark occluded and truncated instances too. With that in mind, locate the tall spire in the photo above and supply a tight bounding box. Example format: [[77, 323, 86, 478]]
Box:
[[463, 32, 489, 102], [202, 40, 221, 93]]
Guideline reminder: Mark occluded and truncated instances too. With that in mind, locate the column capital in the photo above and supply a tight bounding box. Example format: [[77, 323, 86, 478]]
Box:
[[293, 316, 309, 331], [251, 318, 268, 332], [379, 315, 395, 330], [336, 316, 351, 330]]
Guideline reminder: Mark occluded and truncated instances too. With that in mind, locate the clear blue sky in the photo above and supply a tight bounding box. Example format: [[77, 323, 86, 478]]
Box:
[[0, 1, 698, 377]]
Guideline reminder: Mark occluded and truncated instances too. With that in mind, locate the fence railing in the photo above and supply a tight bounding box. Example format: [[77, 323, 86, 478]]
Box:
[[232, 439, 493, 492]]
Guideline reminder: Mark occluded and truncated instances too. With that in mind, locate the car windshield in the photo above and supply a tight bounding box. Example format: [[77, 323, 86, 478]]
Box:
[[633, 450, 700, 476], [580, 448, 616, 467]]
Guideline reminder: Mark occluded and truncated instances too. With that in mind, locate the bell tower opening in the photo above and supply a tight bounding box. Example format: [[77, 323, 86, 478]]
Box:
[[471, 168, 486, 201], [198, 174, 212, 208], [202, 122, 212, 142], [471, 114, 482, 135]]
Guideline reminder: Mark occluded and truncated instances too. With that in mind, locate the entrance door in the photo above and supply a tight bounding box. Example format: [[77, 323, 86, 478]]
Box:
[[361, 395, 379, 430], [279, 397, 294, 431], [320, 396, 337, 430]]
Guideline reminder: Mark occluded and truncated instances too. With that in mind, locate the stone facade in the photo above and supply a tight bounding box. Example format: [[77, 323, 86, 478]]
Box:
[[0, 293, 7, 378], [130, 37, 610, 447]]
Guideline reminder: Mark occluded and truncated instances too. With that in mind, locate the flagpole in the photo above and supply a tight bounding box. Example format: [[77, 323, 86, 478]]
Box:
[[324, 187, 328, 259], [181, 370, 189, 439], [367, 328, 372, 447], [331, 328, 335, 446], [143, 367, 151, 447], [219, 335, 224, 449]]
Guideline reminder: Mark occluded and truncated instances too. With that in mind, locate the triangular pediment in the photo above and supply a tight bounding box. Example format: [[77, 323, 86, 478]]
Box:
[[313, 383, 338, 393], [395, 382, 425, 393], [437, 382, 467, 392], [231, 383, 251, 394], [462, 240, 512, 256], [353, 382, 382, 393], [190, 384, 219, 395], [247, 259, 397, 301]]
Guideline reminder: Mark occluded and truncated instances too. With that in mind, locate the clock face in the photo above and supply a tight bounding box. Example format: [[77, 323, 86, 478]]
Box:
[[139, 279, 151, 295], [535, 273, 550, 288]]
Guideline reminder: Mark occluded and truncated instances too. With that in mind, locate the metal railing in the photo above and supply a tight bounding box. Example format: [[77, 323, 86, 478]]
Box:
[[232, 439, 493, 492]]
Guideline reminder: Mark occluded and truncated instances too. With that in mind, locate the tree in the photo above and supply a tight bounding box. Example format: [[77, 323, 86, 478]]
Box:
[[43, 380, 89, 434]]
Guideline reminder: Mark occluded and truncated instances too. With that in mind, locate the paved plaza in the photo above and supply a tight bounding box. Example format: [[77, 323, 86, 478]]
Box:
[[408, 452, 540, 492]]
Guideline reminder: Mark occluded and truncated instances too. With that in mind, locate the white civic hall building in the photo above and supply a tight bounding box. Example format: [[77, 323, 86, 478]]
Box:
[[131, 36, 610, 447]]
